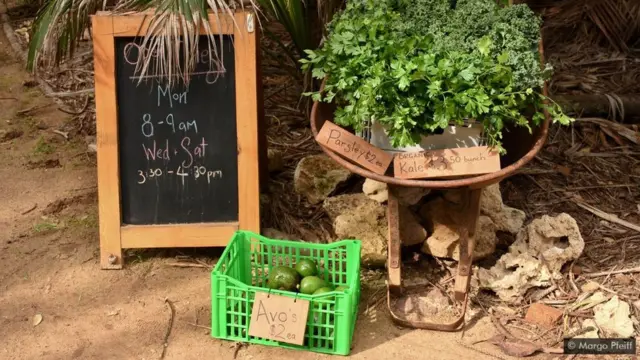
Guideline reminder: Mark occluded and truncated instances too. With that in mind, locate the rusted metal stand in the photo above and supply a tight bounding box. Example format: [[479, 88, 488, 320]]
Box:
[[310, 60, 551, 331], [386, 186, 483, 331]]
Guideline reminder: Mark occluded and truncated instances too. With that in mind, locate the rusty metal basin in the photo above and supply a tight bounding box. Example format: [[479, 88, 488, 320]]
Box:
[[310, 42, 551, 190]]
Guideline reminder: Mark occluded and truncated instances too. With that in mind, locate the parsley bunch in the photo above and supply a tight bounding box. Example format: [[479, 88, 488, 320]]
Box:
[[302, 0, 573, 153]]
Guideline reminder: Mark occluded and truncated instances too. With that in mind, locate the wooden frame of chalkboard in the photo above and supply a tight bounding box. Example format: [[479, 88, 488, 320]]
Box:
[[92, 11, 261, 269]]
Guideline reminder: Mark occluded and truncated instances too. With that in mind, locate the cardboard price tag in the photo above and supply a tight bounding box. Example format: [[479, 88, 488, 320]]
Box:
[[393, 146, 500, 179], [315, 121, 393, 175], [248, 292, 309, 345]]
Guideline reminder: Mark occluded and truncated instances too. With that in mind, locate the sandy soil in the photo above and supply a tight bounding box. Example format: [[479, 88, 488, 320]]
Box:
[[0, 22, 515, 360]]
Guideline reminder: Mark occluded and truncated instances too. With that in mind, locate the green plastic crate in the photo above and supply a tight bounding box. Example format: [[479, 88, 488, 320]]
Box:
[[211, 230, 361, 356]]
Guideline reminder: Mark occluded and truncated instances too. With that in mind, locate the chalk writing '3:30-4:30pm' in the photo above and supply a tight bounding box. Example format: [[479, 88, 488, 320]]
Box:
[[137, 166, 223, 185]]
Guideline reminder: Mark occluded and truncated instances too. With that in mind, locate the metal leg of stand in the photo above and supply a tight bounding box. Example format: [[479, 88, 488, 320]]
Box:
[[386, 186, 483, 332]]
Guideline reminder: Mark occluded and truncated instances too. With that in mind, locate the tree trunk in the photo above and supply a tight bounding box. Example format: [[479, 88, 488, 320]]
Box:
[[553, 94, 640, 122]]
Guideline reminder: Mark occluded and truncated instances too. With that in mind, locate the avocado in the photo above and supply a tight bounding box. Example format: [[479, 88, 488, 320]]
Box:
[[335, 286, 348, 292], [313, 286, 334, 295], [267, 266, 300, 292], [295, 258, 318, 278], [300, 276, 327, 295]]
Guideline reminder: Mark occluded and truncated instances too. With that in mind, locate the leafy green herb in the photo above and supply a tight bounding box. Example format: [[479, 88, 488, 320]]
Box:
[[302, 0, 573, 153]]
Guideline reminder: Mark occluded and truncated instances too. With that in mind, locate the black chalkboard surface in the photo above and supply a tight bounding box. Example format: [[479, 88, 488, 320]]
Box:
[[115, 35, 238, 225]]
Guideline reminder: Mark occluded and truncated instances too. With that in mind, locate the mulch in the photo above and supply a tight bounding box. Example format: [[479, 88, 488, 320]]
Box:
[[9, 2, 639, 265], [5, 3, 639, 354]]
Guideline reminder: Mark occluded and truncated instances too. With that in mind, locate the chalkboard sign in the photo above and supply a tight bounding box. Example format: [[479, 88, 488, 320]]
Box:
[[92, 11, 262, 269], [115, 35, 239, 225]]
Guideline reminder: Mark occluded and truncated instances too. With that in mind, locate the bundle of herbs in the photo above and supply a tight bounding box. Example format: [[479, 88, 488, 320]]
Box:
[[301, 0, 573, 153]]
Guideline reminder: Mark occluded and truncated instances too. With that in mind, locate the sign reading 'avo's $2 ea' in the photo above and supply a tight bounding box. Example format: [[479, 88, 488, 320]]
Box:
[[248, 292, 309, 345]]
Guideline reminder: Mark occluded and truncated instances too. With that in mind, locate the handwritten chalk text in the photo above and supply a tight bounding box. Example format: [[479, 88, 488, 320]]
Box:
[[158, 85, 187, 108], [137, 165, 222, 185]]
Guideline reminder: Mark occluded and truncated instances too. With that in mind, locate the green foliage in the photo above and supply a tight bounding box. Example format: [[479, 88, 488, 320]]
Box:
[[27, 0, 263, 84], [33, 221, 58, 233], [34, 136, 54, 155], [255, 0, 313, 59], [302, 0, 573, 153], [27, 0, 103, 71], [27, 0, 345, 80], [405, 0, 549, 90]]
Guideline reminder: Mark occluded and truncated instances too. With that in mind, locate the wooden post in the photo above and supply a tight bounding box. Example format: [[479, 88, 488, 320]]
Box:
[[453, 188, 483, 301], [387, 186, 402, 291]]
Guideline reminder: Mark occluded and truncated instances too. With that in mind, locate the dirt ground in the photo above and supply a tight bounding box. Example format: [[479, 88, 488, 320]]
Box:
[[0, 21, 519, 360]]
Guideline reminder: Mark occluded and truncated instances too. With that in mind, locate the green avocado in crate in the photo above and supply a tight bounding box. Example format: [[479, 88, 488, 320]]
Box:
[[211, 231, 361, 355]]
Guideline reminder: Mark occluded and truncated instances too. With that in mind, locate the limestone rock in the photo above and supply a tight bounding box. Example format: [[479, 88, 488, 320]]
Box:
[[477, 213, 584, 303], [294, 155, 351, 204], [516, 213, 584, 272], [480, 183, 503, 215], [399, 206, 428, 246], [323, 194, 377, 221], [477, 252, 551, 303], [419, 198, 496, 261], [328, 194, 387, 268], [444, 183, 525, 234], [394, 288, 452, 317], [483, 184, 526, 234], [474, 216, 499, 258], [594, 296, 635, 338], [390, 187, 430, 206], [422, 216, 496, 261], [417, 288, 452, 316], [362, 179, 388, 203], [493, 206, 526, 234]]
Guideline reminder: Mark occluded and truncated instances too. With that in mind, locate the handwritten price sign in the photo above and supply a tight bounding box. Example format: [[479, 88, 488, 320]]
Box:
[[248, 292, 309, 345], [393, 146, 501, 179], [315, 121, 392, 175]]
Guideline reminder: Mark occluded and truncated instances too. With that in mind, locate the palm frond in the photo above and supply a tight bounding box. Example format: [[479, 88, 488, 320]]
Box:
[[531, 0, 640, 52], [255, 0, 312, 56], [25, 0, 344, 83], [586, 0, 631, 52], [116, 0, 263, 86], [27, 0, 104, 71], [27, 0, 262, 86], [316, 0, 343, 30]]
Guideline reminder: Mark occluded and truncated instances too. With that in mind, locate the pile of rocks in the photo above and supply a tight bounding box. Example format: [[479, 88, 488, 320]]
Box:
[[292, 154, 585, 301], [292, 154, 528, 265]]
